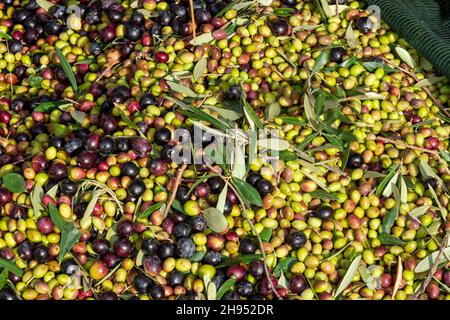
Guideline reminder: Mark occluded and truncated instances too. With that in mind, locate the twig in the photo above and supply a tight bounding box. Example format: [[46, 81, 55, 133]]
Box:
[[419, 235, 448, 294], [380, 57, 450, 118], [376, 137, 450, 176], [206, 164, 283, 300], [163, 164, 187, 219], [189, 0, 197, 39]]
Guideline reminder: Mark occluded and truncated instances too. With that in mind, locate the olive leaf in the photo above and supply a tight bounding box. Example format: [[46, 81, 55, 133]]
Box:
[[260, 228, 272, 242], [217, 254, 263, 268], [231, 177, 263, 207], [415, 77, 446, 88], [203, 207, 229, 233], [328, 4, 349, 17], [36, 0, 53, 11], [0, 258, 24, 276], [279, 116, 306, 126], [333, 254, 362, 299], [0, 269, 8, 290], [0, 31, 12, 41], [382, 207, 398, 233], [265, 102, 281, 121], [2, 173, 25, 193], [242, 99, 263, 130], [58, 226, 81, 264], [359, 265, 377, 290], [247, 130, 257, 174], [414, 247, 450, 273], [395, 46, 417, 69], [311, 49, 330, 75], [408, 205, 430, 219], [278, 271, 289, 289], [300, 170, 329, 192], [28, 74, 43, 88], [310, 190, 339, 201], [70, 110, 86, 125], [399, 176, 408, 204], [216, 184, 228, 214], [56, 47, 78, 95], [187, 174, 218, 196], [420, 56, 434, 71], [31, 183, 45, 219], [202, 105, 242, 121], [340, 56, 357, 69], [205, 275, 217, 300], [429, 186, 447, 220], [273, 257, 297, 277], [167, 81, 201, 98], [81, 192, 100, 223], [257, 138, 290, 151], [363, 171, 386, 179], [138, 202, 163, 219], [137, 9, 156, 17], [189, 32, 214, 46], [46, 184, 59, 199], [193, 56, 208, 82], [345, 23, 358, 49], [378, 233, 405, 246], [258, 0, 273, 6], [375, 164, 400, 196], [135, 250, 144, 267], [216, 277, 236, 300], [191, 250, 206, 262], [362, 92, 385, 100], [319, 0, 332, 17], [419, 159, 447, 192], [304, 94, 323, 132]]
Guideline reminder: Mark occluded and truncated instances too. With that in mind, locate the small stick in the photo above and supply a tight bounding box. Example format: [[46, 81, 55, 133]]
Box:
[[189, 0, 197, 39], [163, 164, 187, 219]]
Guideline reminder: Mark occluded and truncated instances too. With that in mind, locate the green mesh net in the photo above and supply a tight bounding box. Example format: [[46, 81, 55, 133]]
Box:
[[361, 0, 450, 79]]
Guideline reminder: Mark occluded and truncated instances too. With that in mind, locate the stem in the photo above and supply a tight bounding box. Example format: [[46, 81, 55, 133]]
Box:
[[206, 164, 283, 300], [163, 164, 187, 220], [376, 137, 450, 176], [420, 235, 448, 295], [189, 0, 197, 39], [380, 57, 450, 118]]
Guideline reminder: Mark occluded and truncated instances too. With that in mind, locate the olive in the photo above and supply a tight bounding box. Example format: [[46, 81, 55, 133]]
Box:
[[272, 19, 289, 36], [227, 85, 241, 100], [173, 223, 192, 238], [236, 280, 254, 297], [357, 17, 373, 34], [0, 288, 18, 300], [141, 238, 158, 256], [157, 241, 176, 259], [128, 179, 146, 198], [330, 47, 346, 63], [203, 251, 222, 265], [168, 271, 185, 287], [176, 185, 191, 203], [92, 239, 110, 255], [154, 127, 171, 145], [121, 162, 139, 177], [347, 153, 363, 169], [33, 245, 50, 263], [176, 237, 196, 258], [314, 206, 333, 220], [288, 231, 307, 249], [239, 239, 257, 254], [125, 23, 142, 41], [61, 179, 78, 196], [256, 179, 273, 196], [134, 273, 154, 294], [99, 137, 116, 155]]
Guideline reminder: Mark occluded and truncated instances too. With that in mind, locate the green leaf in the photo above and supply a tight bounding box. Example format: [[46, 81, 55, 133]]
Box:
[[58, 225, 81, 264], [48, 204, 66, 231], [31, 183, 45, 218], [382, 207, 398, 233], [203, 105, 242, 121], [310, 190, 339, 201], [171, 199, 185, 214], [414, 247, 450, 273], [311, 49, 330, 75], [36, 0, 54, 11], [362, 61, 394, 73], [189, 32, 214, 46], [191, 250, 206, 262], [265, 102, 281, 121], [0, 31, 12, 41], [34, 100, 69, 112], [188, 174, 218, 196], [408, 205, 430, 219], [216, 184, 228, 214], [2, 173, 25, 193], [375, 164, 400, 196], [0, 258, 23, 276], [399, 176, 408, 204], [341, 143, 351, 170], [304, 94, 323, 132], [378, 233, 406, 246], [56, 47, 78, 94], [231, 177, 263, 207], [46, 184, 59, 199], [0, 268, 8, 290], [167, 81, 202, 98], [333, 254, 361, 299], [217, 254, 263, 268], [216, 277, 236, 300], [340, 56, 357, 69], [345, 23, 358, 49], [279, 116, 306, 126], [273, 257, 297, 277], [231, 143, 246, 179], [138, 202, 164, 219], [260, 228, 272, 242], [247, 130, 257, 175], [203, 207, 229, 233], [314, 91, 326, 117], [257, 138, 290, 151], [279, 150, 297, 162], [69, 110, 86, 125], [363, 171, 386, 179], [297, 132, 319, 150], [193, 56, 208, 81], [395, 46, 416, 69], [415, 77, 446, 88], [242, 99, 263, 130], [28, 75, 43, 88]]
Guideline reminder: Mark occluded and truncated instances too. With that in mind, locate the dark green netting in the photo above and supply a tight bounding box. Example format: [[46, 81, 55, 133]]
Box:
[[362, 0, 450, 79]]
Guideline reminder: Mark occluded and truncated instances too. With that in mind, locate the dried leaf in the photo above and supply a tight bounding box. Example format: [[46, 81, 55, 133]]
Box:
[[242, 99, 263, 130], [46, 184, 59, 199], [391, 256, 403, 299], [231, 143, 246, 179], [345, 23, 358, 49], [415, 77, 446, 88], [247, 130, 257, 174], [395, 47, 417, 69], [328, 4, 349, 16], [258, 0, 273, 6], [203, 207, 229, 233], [362, 92, 385, 100], [334, 254, 361, 299], [81, 193, 100, 222], [31, 183, 45, 219], [320, 0, 332, 17], [193, 56, 208, 81], [429, 186, 447, 220], [36, 0, 53, 11], [136, 250, 144, 267]]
